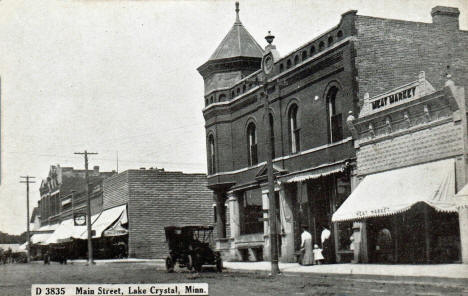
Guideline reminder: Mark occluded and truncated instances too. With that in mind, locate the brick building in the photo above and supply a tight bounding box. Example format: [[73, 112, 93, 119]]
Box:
[[334, 73, 465, 263], [102, 168, 213, 259], [33, 165, 115, 239], [197, 4, 467, 263]]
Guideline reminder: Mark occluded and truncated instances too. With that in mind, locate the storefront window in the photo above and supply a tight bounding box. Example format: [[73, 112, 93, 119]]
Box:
[[335, 174, 353, 251], [240, 189, 263, 235]]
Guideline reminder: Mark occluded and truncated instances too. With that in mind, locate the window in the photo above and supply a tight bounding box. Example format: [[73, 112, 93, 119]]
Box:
[[319, 41, 325, 50], [327, 86, 343, 143], [279, 64, 284, 72], [294, 55, 299, 65], [337, 30, 343, 38], [310, 45, 316, 56], [302, 51, 307, 61], [288, 104, 300, 154], [219, 94, 226, 102], [243, 85, 246, 93], [328, 36, 333, 46], [239, 189, 263, 235], [287, 59, 292, 69], [269, 113, 275, 159], [247, 122, 258, 166], [208, 134, 216, 174]]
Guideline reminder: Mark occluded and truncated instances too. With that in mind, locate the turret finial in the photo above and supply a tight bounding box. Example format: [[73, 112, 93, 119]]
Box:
[[235, 2, 240, 23]]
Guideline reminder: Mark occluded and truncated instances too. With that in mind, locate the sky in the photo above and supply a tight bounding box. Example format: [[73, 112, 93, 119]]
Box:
[[0, 0, 467, 235]]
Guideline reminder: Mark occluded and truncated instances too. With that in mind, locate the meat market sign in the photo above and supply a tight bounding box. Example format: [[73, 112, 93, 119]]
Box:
[[359, 72, 435, 117], [371, 86, 416, 110]]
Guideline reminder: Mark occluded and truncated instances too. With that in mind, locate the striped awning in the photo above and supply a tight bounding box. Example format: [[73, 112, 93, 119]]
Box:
[[280, 161, 346, 183]]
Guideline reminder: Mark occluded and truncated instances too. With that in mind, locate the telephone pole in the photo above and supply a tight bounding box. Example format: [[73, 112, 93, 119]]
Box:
[[20, 175, 35, 263], [74, 150, 98, 265]]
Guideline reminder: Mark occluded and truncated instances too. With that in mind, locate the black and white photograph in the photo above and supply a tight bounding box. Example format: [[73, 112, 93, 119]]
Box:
[[0, 0, 467, 295]]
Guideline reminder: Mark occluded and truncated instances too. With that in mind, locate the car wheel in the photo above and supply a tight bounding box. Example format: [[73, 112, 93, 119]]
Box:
[[165, 256, 174, 273]]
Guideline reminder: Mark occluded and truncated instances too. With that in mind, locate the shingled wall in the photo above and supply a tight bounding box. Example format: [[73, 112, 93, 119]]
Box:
[[126, 170, 213, 259]]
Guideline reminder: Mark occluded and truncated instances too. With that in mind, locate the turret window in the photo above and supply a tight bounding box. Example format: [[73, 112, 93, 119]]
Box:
[[208, 134, 216, 174]]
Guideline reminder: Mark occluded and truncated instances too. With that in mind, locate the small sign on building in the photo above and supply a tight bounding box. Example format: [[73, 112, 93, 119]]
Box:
[[74, 213, 86, 226]]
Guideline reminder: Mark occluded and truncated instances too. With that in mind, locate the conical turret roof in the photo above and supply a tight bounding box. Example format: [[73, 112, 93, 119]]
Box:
[[208, 2, 263, 61]]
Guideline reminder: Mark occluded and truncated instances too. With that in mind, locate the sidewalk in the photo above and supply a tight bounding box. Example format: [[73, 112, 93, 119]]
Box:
[[223, 261, 468, 279], [52, 258, 468, 279]]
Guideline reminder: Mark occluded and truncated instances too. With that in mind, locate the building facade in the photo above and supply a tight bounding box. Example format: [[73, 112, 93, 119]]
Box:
[[198, 4, 467, 263], [102, 168, 214, 258], [334, 74, 466, 263]]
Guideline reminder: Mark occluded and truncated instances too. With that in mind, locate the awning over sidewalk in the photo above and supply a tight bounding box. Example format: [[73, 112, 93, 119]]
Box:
[[45, 214, 100, 244], [79, 205, 127, 239], [31, 233, 53, 245], [281, 161, 346, 183], [332, 158, 457, 222]]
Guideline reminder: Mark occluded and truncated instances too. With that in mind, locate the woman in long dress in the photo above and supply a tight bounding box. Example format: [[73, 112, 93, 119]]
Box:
[[300, 226, 314, 265]]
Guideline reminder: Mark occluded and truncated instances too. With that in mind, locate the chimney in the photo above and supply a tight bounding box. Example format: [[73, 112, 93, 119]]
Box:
[[431, 6, 460, 29], [93, 166, 99, 173]]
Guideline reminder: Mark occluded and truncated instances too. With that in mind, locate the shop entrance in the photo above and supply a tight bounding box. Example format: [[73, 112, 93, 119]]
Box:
[[291, 175, 337, 260], [367, 203, 460, 264]]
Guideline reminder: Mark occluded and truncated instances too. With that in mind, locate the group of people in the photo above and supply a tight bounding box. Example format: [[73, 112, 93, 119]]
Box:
[[299, 225, 333, 266]]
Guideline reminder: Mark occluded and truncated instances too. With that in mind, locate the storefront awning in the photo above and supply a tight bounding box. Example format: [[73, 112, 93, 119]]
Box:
[[79, 205, 127, 239], [45, 214, 100, 244], [332, 158, 457, 222], [281, 161, 346, 184], [104, 205, 128, 237], [31, 233, 53, 245]]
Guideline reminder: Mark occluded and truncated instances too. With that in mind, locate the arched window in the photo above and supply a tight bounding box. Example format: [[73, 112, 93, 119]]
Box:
[[328, 36, 333, 46], [327, 86, 343, 143], [247, 122, 258, 166], [219, 94, 226, 102], [279, 64, 284, 72], [269, 113, 275, 159], [310, 46, 316, 56], [302, 51, 307, 61], [208, 134, 216, 174], [294, 55, 299, 65], [288, 104, 300, 154], [287, 59, 292, 69], [243, 85, 246, 93], [319, 41, 325, 50]]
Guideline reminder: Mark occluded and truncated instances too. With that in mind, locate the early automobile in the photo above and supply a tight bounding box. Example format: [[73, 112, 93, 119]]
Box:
[[164, 225, 222, 273]]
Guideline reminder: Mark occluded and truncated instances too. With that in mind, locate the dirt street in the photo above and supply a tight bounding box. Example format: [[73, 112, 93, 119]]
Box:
[[1, 262, 467, 296]]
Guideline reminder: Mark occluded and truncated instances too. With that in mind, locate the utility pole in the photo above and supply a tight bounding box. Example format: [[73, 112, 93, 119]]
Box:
[[20, 175, 35, 263], [74, 150, 98, 265], [263, 87, 280, 275], [262, 31, 280, 275]]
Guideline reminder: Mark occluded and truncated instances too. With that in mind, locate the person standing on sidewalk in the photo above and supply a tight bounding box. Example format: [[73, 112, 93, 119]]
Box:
[[300, 226, 314, 265], [321, 226, 332, 263]]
